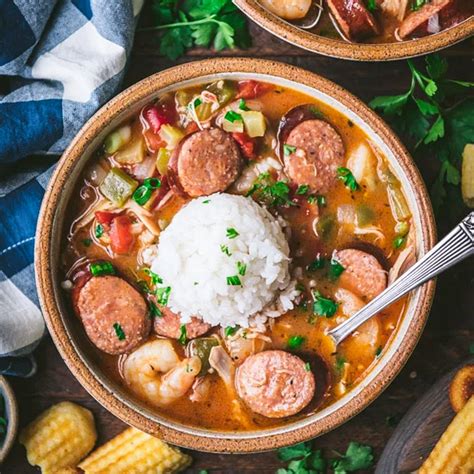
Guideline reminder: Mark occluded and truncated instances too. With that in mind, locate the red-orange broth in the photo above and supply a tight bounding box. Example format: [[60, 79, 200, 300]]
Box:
[[62, 79, 412, 431]]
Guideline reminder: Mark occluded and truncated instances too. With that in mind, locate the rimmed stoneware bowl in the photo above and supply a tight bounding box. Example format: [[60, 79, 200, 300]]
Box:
[[36, 58, 436, 453], [0, 376, 19, 464], [234, 0, 474, 61]]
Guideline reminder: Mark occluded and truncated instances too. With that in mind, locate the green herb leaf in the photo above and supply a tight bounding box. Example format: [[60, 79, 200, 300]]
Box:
[[156, 286, 171, 305], [226, 227, 239, 239], [304, 362, 311, 371], [202, 199, 210, 203], [331, 442, 374, 473], [226, 275, 241, 286], [238, 98, 249, 110], [307, 255, 326, 272], [287, 335, 305, 350], [365, 0, 377, 11], [423, 114, 445, 144], [224, 110, 242, 123], [283, 144, 297, 156], [375, 346, 383, 357], [90, 261, 115, 277], [411, 0, 427, 10], [143, 268, 163, 285], [426, 54, 448, 80], [335, 355, 346, 374], [113, 322, 126, 341], [237, 261, 247, 276], [95, 224, 104, 238], [220, 244, 232, 256], [278, 442, 312, 461], [337, 167, 359, 191], [149, 301, 162, 318], [393, 235, 406, 249], [313, 291, 338, 318], [178, 324, 187, 345], [328, 257, 345, 281], [224, 326, 238, 337], [133, 185, 153, 206], [296, 184, 309, 195], [82, 238, 92, 247]]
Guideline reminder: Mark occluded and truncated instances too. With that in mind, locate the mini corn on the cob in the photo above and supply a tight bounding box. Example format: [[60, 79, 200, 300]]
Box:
[[419, 395, 474, 474], [19, 401, 97, 474], [78, 427, 192, 474], [462, 143, 474, 207]]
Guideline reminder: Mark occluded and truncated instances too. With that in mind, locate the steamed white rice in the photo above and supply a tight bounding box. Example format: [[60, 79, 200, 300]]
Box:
[[145, 193, 296, 327]]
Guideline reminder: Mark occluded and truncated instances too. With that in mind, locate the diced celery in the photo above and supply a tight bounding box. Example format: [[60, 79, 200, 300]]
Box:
[[196, 101, 213, 121], [104, 125, 132, 154], [156, 148, 170, 176], [241, 111, 266, 138], [356, 204, 375, 227], [187, 337, 219, 376], [115, 136, 145, 164], [99, 168, 138, 207], [207, 80, 236, 105], [159, 124, 184, 148]]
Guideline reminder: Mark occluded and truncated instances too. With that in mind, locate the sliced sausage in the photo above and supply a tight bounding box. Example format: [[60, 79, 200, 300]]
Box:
[[335, 248, 387, 301], [284, 119, 345, 193], [168, 128, 243, 197], [77, 276, 150, 355], [235, 350, 316, 418], [399, 0, 473, 39], [326, 0, 380, 41], [154, 306, 211, 339]]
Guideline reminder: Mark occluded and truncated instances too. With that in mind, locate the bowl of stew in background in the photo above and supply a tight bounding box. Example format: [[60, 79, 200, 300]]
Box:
[[35, 58, 436, 453], [234, 0, 474, 61]]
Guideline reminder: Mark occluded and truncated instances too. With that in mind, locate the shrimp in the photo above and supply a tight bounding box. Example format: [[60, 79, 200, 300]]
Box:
[[123, 339, 201, 406]]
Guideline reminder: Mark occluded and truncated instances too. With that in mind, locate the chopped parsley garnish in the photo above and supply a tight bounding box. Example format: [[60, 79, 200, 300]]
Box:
[[295, 282, 306, 292], [238, 99, 249, 110], [309, 105, 324, 118], [312, 291, 338, 317], [90, 261, 115, 277], [82, 238, 92, 247], [202, 199, 210, 204], [287, 335, 305, 350], [337, 167, 359, 191], [226, 227, 239, 239], [411, 0, 427, 10], [133, 185, 152, 206], [375, 346, 383, 357], [149, 301, 162, 318], [224, 326, 238, 337], [331, 442, 374, 472], [156, 286, 171, 305], [178, 324, 187, 345], [224, 110, 243, 123], [307, 255, 326, 272], [113, 322, 126, 341], [220, 244, 232, 256], [365, 0, 377, 11], [237, 261, 247, 276], [328, 257, 345, 280], [143, 268, 163, 285], [137, 280, 151, 293], [95, 224, 104, 238], [192, 97, 202, 108], [307, 194, 326, 206], [283, 144, 297, 156], [296, 184, 309, 195], [393, 235, 407, 249], [304, 362, 311, 372], [226, 275, 242, 286], [335, 355, 346, 374]]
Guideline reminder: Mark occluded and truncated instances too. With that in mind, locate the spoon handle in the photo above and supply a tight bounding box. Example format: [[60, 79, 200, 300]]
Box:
[[328, 212, 474, 346]]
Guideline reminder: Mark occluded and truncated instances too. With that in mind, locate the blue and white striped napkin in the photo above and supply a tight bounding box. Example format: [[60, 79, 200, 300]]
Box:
[[0, 0, 143, 373]]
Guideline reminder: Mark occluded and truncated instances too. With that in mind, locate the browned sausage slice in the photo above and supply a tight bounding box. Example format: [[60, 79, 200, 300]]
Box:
[[77, 276, 150, 355], [235, 350, 316, 418], [398, 0, 472, 39], [154, 306, 211, 339], [168, 128, 243, 197], [336, 249, 387, 301], [284, 119, 344, 193], [326, 0, 380, 41]]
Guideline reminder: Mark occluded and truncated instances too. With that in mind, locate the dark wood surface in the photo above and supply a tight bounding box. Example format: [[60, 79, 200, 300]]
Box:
[[3, 18, 474, 474]]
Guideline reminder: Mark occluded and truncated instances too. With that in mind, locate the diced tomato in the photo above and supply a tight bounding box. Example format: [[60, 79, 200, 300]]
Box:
[[95, 211, 117, 226], [109, 215, 134, 255], [232, 132, 257, 160], [142, 103, 176, 134], [236, 80, 274, 100]]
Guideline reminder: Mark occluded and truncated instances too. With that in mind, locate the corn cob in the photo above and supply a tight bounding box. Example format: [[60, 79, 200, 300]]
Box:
[[19, 401, 97, 474], [462, 143, 474, 207], [78, 427, 192, 474], [419, 395, 474, 473]]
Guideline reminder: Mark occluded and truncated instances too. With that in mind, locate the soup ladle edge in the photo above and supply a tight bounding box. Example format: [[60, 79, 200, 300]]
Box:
[[328, 212, 474, 346]]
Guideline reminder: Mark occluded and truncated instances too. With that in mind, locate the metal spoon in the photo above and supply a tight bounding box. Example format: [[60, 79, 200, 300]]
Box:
[[291, 0, 324, 30], [328, 212, 474, 346]]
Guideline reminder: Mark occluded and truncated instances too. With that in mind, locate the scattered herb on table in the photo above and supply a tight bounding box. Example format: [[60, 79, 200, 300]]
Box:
[[370, 54, 474, 226], [312, 291, 338, 317], [113, 322, 126, 340], [331, 441, 374, 473], [287, 335, 305, 350], [144, 0, 252, 60]]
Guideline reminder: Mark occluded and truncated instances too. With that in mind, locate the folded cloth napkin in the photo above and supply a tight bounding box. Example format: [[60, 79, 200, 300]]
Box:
[[0, 0, 143, 373]]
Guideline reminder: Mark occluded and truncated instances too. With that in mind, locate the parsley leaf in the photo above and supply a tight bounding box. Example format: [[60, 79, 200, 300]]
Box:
[[249, 173, 296, 207], [156, 286, 171, 305], [278, 442, 312, 461], [178, 324, 187, 345], [337, 167, 359, 191], [313, 291, 338, 317], [287, 335, 305, 350], [224, 325, 238, 337], [296, 184, 309, 195], [283, 144, 297, 156], [328, 257, 345, 280], [149, 301, 162, 318], [331, 442, 374, 473], [365, 0, 377, 11], [307, 255, 326, 272], [113, 323, 126, 341]]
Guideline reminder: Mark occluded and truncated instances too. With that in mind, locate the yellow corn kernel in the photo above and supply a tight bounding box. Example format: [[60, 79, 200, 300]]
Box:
[[419, 396, 474, 474], [462, 143, 474, 207], [78, 427, 192, 474], [19, 401, 97, 474]]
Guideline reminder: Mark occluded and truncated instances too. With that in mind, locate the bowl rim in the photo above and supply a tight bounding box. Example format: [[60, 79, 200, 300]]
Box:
[[0, 376, 19, 464], [35, 58, 436, 453], [234, 0, 474, 61]]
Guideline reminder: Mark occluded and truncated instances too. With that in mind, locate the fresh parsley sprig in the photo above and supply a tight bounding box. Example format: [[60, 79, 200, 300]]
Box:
[[145, 0, 251, 60], [370, 54, 474, 225]]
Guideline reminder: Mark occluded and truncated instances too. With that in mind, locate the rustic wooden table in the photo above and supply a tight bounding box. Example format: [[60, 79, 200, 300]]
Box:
[[3, 18, 473, 474]]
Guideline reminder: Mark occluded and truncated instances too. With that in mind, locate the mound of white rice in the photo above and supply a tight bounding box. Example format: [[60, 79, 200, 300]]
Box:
[[146, 193, 296, 328]]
